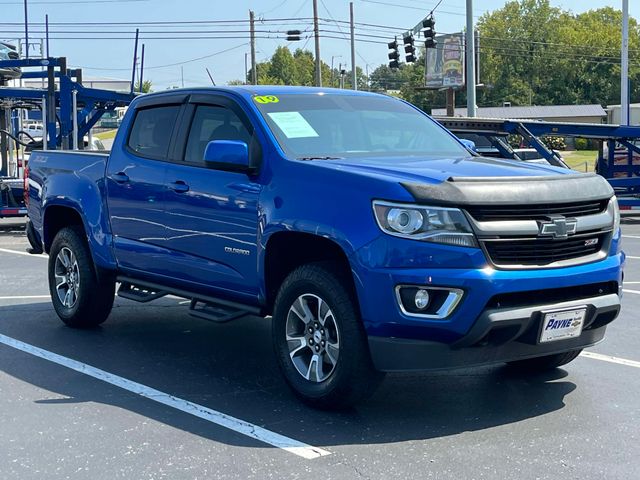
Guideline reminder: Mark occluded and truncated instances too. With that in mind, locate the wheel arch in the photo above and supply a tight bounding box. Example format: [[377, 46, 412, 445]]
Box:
[[42, 201, 116, 271], [262, 231, 357, 315]]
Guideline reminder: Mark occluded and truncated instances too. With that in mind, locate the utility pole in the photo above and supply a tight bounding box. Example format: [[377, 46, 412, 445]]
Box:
[[23, 0, 29, 59], [465, 0, 476, 117], [250, 10, 257, 85], [313, 0, 322, 86], [621, 0, 630, 125], [181, 66, 184, 88], [446, 89, 455, 117], [350, 2, 357, 90]]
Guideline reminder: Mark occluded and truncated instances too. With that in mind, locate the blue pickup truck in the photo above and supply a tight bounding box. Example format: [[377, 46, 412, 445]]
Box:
[[25, 86, 624, 409]]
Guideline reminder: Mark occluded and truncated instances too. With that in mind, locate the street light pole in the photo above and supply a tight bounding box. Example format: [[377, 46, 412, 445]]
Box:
[[465, 0, 476, 117], [621, 0, 630, 125], [331, 55, 341, 87]]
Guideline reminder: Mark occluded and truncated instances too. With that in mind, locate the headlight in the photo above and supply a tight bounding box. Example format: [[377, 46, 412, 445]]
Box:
[[611, 196, 620, 233], [373, 200, 478, 247]]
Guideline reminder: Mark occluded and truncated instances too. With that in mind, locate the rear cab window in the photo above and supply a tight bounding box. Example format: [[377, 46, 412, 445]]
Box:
[[127, 105, 180, 159]]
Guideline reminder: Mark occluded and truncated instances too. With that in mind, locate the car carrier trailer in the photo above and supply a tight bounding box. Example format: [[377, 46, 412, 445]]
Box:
[[436, 116, 640, 211]]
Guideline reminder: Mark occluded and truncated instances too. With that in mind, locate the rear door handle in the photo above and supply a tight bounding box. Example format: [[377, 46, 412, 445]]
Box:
[[109, 172, 130, 184], [169, 180, 190, 193]]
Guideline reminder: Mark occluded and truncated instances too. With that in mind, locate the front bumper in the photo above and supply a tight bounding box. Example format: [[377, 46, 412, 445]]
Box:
[[369, 293, 620, 372]]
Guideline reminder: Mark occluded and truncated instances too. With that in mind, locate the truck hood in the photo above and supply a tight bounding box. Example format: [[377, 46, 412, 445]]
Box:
[[308, 155, 613, 205], [311, 154, 569, 184]]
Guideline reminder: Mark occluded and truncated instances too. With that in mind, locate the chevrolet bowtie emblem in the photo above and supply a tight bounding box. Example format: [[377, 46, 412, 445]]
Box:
[[539, 216, 578, 239]]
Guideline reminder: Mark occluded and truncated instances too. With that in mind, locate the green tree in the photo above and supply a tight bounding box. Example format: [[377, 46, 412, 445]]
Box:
[[134, 80, 153, 93], [268, 46, 298, 85], [476, 0, 640, 106]]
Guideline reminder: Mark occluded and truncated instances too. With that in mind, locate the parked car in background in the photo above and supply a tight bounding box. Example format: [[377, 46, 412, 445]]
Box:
[[20, 121, 44, 141], [0, 42, 21, 82], [601, 140, 640, 177]]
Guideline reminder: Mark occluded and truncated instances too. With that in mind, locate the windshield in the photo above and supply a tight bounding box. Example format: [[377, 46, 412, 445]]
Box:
[[253, 93, 468, 159]]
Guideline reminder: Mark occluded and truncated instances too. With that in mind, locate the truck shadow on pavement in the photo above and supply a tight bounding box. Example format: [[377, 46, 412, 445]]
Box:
[[0, 300, 576, 451]]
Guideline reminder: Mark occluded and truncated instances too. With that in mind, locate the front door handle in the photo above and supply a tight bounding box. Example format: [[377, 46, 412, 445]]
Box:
[[169, 180, 190, 193], [110, 172, 130, 184]]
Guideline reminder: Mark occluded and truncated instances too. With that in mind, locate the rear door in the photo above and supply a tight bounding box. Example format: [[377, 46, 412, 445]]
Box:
[[105, 95, 185, 275], [160, 95, 262, 300]]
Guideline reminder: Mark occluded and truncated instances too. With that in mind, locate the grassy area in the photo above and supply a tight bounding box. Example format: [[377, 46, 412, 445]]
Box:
[[94, 129, 118, 141], [562, 150, 598, 172]]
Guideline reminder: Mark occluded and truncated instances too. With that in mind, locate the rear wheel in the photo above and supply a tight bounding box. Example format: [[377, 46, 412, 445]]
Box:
[[48, 226, 115, 328], [272, 262, 384, 410], [506, 349, 583, 372]]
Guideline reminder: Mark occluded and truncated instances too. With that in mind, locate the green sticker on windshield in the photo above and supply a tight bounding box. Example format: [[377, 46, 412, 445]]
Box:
[[254, 95, 279, 104]]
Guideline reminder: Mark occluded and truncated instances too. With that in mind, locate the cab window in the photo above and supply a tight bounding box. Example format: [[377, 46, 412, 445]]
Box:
[[127, 105, 180, 159], [184, 105, 252, 165]]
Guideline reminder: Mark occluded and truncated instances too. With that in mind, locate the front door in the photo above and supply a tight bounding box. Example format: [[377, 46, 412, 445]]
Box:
[[161, 99, 262, 300]]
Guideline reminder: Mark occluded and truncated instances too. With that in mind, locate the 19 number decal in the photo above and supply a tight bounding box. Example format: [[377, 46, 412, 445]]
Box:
[[254, 95, 280, 104]]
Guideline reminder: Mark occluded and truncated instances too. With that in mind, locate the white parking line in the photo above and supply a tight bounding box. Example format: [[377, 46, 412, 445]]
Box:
[[622, 289, 640, 295], [0, 247, 47, 258], [0, 333, 331, 460], [623, 235, 640, 239], [625, 255, 640, 259], [0, 295, 50, 300], [580, 351, 640, 369]]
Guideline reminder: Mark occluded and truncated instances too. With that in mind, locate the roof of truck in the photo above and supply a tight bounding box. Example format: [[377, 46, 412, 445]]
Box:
[[139, 85, 383, 99]]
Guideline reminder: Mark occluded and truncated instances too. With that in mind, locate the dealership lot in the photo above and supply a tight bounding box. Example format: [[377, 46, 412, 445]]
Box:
[[0, 218, 638, 480]]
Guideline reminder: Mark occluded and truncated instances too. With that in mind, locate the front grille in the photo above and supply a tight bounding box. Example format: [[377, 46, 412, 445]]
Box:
[[483, 233, 606, 267], [466, 199, 609, 222]]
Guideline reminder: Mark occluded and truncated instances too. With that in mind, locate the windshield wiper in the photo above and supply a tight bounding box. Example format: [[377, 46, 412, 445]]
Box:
[[296, 156, 345, 161]]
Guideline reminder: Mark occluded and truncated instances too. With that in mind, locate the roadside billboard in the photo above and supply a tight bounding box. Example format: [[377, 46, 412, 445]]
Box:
[[425, 33, 465, 89]]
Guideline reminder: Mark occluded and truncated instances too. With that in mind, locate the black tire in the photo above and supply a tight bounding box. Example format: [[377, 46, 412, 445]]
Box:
[[48, 226, 115, 328], [272, 262, 384, 410], [506, 349, 583, 373]]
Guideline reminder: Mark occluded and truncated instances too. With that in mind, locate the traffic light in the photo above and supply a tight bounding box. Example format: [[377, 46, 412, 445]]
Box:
[[388, 39, 400, 69], [422, 16, 437, 49], [286, 30, 302, 41], [403, 34, 416, 63]]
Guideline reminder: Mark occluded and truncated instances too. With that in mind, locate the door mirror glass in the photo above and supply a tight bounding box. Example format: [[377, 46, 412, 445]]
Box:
[[203, 140, 250, 172]]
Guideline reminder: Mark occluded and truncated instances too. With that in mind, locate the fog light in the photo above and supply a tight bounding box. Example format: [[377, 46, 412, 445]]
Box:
[[414, 289, 430, 310]]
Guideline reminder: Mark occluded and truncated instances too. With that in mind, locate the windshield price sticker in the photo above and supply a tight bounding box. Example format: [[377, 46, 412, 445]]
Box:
[[267, 111, 319, 139], [254, 95, 280, 104]]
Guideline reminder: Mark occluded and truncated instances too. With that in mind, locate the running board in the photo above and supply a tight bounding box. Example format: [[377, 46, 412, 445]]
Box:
[[188, 299, 250, 323], [117, 282, 168, 303], [115, 276, 262, 323]]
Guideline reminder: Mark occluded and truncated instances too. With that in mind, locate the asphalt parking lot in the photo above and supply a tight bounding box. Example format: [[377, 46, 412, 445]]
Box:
[[0, 217, 638, 480]]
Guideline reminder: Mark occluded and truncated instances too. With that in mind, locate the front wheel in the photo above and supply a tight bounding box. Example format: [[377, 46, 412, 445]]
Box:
[[506, 349, 583, 372], [48, 226, 115, 328], [272, 262, 384, 410]]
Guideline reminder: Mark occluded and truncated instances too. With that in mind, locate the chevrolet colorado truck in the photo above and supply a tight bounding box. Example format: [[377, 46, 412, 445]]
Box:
[[25, 87, 624, 409]]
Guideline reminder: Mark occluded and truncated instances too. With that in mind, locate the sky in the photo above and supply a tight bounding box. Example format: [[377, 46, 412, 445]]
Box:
[[1, 0, 638, 90]]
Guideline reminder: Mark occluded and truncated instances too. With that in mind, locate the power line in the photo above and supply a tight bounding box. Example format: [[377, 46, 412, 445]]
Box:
[[71, 42, 249, 70], [0, 0, 147, 3], [358, 0, 483, 17]]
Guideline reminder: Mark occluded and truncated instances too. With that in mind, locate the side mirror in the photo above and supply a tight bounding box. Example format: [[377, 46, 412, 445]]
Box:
[[458, 138, 477, 153], [203, 140, 251, 173]]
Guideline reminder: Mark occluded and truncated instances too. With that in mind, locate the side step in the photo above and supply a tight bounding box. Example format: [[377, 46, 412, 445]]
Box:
[[115, 276, 262, 324], [188, 299, 250, 323], [118, 282, 168, 303]]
